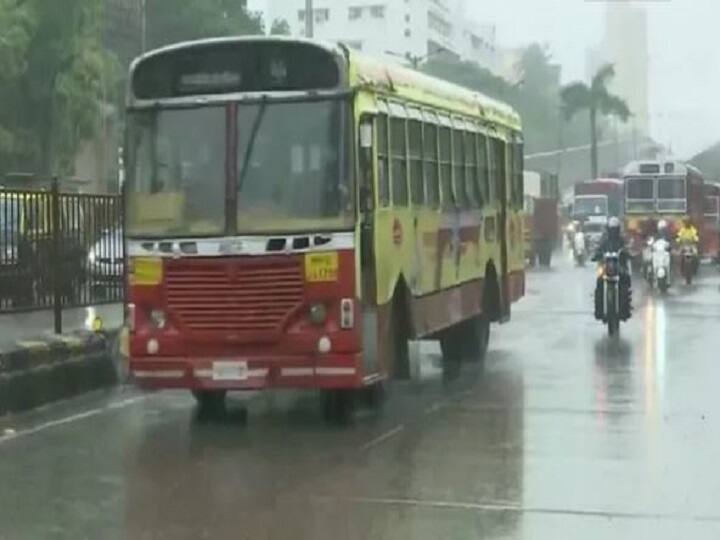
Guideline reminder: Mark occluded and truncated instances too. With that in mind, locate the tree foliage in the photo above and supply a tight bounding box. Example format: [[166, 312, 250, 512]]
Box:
[[145, 0, 263, 49], [270, 18, 291, 36], [0, 0, 119, 175], [561, 63, 630, 178], [423, 44, 591, 155]]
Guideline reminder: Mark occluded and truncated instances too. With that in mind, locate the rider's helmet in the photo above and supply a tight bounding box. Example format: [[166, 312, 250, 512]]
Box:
[[682, 217, 693, 228], [657, 219, 668, 232]]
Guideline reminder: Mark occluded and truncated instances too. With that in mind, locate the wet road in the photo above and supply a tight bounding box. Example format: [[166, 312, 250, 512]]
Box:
[[2, 256, 720, 539]]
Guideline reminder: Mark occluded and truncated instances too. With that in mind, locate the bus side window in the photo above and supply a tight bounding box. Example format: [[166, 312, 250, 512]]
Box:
[[491, 138, 506, 204], [487, 137, 498, 205], [390, 117, 408, 207], [408, 119, 424, 206], [514, 141, 524, 209], [377, 114, 390, 207], [439, 125, 453, 209], [423, 121, 439, 209], [452, 127, 467, 209], [465, 131, 479, 208], [477, 133, 489, 206]]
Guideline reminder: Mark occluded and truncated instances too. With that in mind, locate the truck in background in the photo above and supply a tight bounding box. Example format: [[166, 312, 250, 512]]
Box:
[[570, 178, 624, 254], [524, 171, 560, 267]]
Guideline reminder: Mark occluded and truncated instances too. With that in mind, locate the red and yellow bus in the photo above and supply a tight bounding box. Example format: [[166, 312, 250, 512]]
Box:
[[624, 160, 705, 260], [124, 37, 525, 419]]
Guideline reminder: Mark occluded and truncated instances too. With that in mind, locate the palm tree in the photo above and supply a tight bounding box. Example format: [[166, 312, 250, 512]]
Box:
[[560, 64, 631, 179]]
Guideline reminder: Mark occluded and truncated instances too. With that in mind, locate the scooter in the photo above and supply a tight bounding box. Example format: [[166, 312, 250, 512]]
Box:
[[641, 236, 654, 282], [679, 243, 699, 285], [573, 231, 587, 267], [651, 237, 672, 292]]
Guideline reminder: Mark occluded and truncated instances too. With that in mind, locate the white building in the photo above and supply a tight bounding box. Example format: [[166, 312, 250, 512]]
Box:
[[260, 0, 499, 72], [587, 2, 650, 135]]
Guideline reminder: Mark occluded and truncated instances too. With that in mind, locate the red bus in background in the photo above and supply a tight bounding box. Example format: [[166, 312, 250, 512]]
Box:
[[623, 160, 705, 262], [702, 182, 720, 261]]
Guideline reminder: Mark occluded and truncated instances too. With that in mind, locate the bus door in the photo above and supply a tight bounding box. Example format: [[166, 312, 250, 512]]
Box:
[[358, 114, 379, 375], [498, 139, 510, 321]]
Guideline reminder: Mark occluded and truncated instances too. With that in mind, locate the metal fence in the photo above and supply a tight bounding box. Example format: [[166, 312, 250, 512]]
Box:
[[0, 180, 124, 331]]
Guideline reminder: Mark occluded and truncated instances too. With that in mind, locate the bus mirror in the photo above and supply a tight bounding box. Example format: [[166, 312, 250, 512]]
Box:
[[360, 122, 373, 149]]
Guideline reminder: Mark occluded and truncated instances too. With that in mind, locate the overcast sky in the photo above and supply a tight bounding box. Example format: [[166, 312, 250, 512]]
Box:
[[250, 0, 720, 158]]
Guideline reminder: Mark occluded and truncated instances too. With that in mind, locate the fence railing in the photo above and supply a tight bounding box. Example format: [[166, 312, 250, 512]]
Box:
[[0, 179, 124, 331]]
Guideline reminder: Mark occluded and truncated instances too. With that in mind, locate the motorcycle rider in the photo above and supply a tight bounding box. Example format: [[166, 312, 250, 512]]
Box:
[[573, 220, 587, 262], [676, 217, 699, 245], [593, 217, 632, 321]]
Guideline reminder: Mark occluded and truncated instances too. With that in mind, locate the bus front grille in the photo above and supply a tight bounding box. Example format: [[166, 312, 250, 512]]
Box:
[[164, 259, 304, 333]]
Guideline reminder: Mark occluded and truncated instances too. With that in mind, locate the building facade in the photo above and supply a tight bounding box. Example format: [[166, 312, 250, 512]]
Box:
[[587, 2, 649, 135], [262, 0, 499, 71]]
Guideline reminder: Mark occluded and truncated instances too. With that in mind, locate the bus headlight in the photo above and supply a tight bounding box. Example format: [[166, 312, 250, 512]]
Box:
[[309, 303, 327, 325]]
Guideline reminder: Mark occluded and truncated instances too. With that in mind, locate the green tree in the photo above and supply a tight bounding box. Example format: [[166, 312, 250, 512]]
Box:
[[560, 64, 631, 179], [145, 0, 263, 50], [0, 0, 119, 175], [270, 18, 291, 36]]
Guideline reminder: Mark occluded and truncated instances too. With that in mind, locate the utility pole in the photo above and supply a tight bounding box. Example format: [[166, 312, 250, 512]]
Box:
[[140, 0, 147, 53], [305, 0, 314, 38]]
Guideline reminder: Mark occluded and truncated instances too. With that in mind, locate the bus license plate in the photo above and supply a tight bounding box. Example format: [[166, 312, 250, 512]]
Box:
[[212, 361, 249, 381], [305, 252, 339, 282]]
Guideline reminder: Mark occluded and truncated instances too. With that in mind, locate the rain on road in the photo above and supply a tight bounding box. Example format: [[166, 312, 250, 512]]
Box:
[[2, 256, 720, 539]]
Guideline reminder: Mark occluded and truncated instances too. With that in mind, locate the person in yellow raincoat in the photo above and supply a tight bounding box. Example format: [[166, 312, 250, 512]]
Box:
[[676, 218, 699, 245]]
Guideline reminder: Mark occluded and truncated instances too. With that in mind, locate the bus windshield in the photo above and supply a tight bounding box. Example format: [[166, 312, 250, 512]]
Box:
[[236, 100, 352, 233], [625, 176, 655, 213], [573, 196, 607, 217], [126, 107, 227, 237], [125, 101, 352, 237]]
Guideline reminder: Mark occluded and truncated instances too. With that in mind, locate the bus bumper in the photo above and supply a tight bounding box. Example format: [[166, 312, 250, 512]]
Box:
[[129, 353, 371, 391]]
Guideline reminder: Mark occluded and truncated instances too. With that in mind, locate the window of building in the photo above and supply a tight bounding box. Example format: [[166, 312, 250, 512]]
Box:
[[349, 6, 362, 20], [404, 28, 411, 37], [391, 117, 408, 206], [423, 121, 439, 208], [370, 5, 386, 18], [315, 8, 330, 23], [408, 119, 424, 206], [439, 125, 453, 208], [377, 114, 390, 207], [405, 14, 411, 22]]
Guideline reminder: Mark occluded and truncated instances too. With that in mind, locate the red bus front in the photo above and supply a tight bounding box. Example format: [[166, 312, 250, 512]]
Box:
[[127, 237, 369, 391], [702, 183, 720, 260]]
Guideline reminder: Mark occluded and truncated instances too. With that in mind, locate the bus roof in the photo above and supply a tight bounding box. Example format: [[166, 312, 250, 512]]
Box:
[[622, 160, 699, 177], [347, 50, 521, 131], [129, 36, 521, 132]]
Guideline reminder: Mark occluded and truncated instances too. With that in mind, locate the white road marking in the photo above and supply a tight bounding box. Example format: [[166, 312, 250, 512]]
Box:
[[0, 395, 150, 447], [360, 425, 405, 452]]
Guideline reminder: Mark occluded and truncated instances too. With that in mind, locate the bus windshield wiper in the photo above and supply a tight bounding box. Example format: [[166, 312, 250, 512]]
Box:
[[237, 97, 269, 193]]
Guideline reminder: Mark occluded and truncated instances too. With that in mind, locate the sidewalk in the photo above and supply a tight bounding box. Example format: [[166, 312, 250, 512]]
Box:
[[0, 304, 123, 352]]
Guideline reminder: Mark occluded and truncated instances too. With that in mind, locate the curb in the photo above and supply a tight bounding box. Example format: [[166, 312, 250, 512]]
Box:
[[0, 330, 120, 416]]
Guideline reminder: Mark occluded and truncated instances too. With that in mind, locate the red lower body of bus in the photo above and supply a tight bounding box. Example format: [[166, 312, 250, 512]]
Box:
[[128, 249, 374, 392]]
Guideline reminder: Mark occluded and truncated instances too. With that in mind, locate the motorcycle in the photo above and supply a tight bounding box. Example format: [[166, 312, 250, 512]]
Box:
[[651, 237, 672, 292], [679, 242, 699, 285], [573, 231, 587, 267], [599, 251, 624, 337]]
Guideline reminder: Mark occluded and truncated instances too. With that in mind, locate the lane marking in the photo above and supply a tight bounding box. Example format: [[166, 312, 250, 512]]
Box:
[[0, 395, 150, 447], [361, 425, 405, 452], [338, 495, 720, 523]]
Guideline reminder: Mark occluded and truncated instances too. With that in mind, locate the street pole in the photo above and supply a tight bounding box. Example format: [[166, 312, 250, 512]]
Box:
[[140, 0, 147, 53], [305, 0, 314, 38]]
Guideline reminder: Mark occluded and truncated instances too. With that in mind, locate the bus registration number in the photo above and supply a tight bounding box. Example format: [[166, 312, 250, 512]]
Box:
[[305, 252, 339, 282], [212, 361, 248, 381]]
